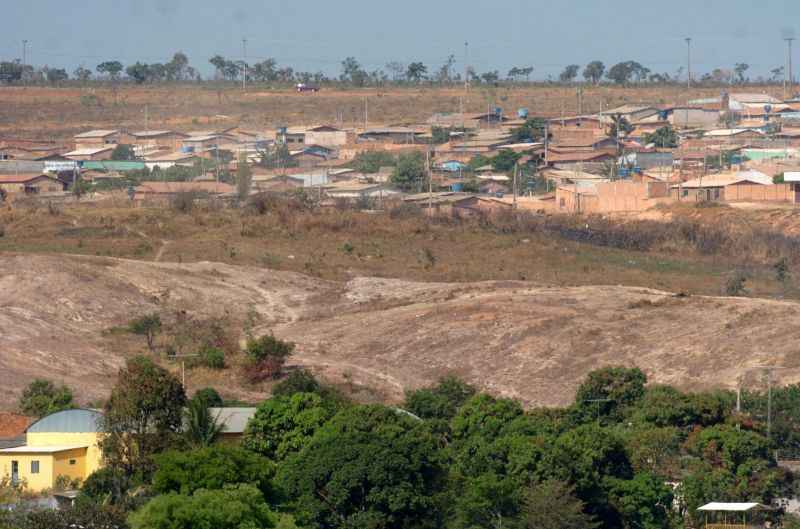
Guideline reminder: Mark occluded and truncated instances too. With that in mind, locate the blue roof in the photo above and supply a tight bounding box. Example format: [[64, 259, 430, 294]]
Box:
[[27, 409, 103, 434]]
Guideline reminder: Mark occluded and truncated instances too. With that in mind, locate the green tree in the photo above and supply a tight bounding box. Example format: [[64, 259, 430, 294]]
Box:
[[129, 484, 276, 529], [245, 334, 295, 382], [184, 396, 227, 447], [193, 387, 223, 407], [608, 115, 634, 139], [100, 356, 186, 477], [404, 376, 476, 421], [18, 379, 74, 417], [12, 503, 128, 529], [111, 144, 137, 161], [128, 313, 162, 351], [406, 62, 428, 83], [236, 154, 253, 201], [734, 63, 750, 84], [522, 479, 598, 529], [46, 68, 69, 84], [643, 126, 678, 148], [243, 392, 335, 461], [152, 446, 275, 497], [583, 61, 605, 84], [607, 472, 674, 529], [278, 405, 444, 529], [492, 150, 522, 172], [73, 65, 92, 82], [340, 57, 368, 87], [510, 118, 547, 143], [559, 64, 580, 83], [352, 151, 396, 173], [273, 369, 322, 397], [572, 367, 647, 424], [96, 61, 123, 80], [391, 151, 426, 191]]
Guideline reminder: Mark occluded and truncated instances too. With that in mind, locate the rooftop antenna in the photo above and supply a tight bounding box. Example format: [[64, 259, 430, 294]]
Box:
[[685, 37, 692, 90]]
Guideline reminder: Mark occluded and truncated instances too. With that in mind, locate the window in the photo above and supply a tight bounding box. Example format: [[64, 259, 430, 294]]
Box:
[[31, 461, 39, 474], [69, 459, 76, 465], [682, 189, 689, 198]]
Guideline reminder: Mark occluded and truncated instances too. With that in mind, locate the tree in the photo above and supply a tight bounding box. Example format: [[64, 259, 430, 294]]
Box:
[[643, 126, 678, 148], [405, 376, 476, 421], [251, 58, 278, 82], [152, 446, 275, 497], [193, 387, 223, 407], [608, 115, 634, 139], [243, 392, 336, 461], [184, 396, 226, 447], [12, 503, 128, 529], [278, 405, 444, 529], [245, 334, 296, 382], [406, 62, 428, 83], [481, 70, 500, 84], [96, 61, 123, 80], [386, 61, 406, 82], [0, 60, 25, 83], [583, 61, 605, 84], [522, 480, 598, 529], [18, 379, 74, 417], [606, 472, 674, 529], [436, 55, 456, 83], [129, 484, 276, 529], [236, 154, 253, 201], [572, 367, 646, 424], [340, 56, 368, 87], [607, 62, 634, 84], [100, 356, 186, 477], [492, 149, 522, 172], [128, 313, 162, 351], [510, 118, 547, 143], [165, 51, 190, 81], [46, 68, 69, 84], [391, 151, 426, 191], [353, 151, 396, 173], [770, 66, 785, 83], [734, 63, 750, 84], [111, 144, 136, 161], [559, 64, 580, 83]]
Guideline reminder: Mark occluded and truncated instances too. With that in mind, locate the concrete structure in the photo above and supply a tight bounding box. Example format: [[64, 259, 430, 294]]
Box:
[[556, 180, 671, 214], [304, 126, 353, 147], [0, 409, 103, 492], [667, 108, 720, 128]]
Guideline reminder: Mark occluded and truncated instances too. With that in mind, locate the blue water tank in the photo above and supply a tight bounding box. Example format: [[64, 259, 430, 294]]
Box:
[[518, 108, 529, 119], [494, 107, 502, 116], [181, 146, 195, 153], [451, 182, 464, 192]]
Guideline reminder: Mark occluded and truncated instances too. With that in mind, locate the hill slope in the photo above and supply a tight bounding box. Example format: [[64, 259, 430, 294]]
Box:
[[2, 253, 799, 408]]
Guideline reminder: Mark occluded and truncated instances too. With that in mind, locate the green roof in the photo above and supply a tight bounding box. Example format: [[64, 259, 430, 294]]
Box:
[[82, 160, 146, 172]]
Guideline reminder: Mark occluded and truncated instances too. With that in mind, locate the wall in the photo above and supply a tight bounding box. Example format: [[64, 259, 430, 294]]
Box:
[[27, 432, 103, 476], [724, 183, 793, 202], [53, 448, 87, 484], [557, 181, 675, 213], [305, 130, 349, 147], [669, 109, 719, 128], [0, 453, 55, 491]]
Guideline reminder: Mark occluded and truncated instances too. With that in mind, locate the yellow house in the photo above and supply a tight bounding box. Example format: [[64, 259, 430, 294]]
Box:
[[0, 409, 103, 492]]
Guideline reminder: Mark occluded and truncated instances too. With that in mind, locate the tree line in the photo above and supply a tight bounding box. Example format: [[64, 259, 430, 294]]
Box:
[[5, 346, 800, 529], [0, 51, 778, 87]]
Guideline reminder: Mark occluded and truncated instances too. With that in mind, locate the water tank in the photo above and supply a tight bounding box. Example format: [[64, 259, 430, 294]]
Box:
[[180, 145, 195, 153], [518, 108, 529, 119], [451, 182, 464, 192]]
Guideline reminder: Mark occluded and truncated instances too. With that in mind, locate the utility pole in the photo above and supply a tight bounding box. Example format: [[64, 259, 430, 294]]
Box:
[[426, 148, 432, 214], [364, 96, 368, 131], [512, 162, 518, 209], [785, 38, 795, 100], [463, 41, 469, 92], [685, 37, 692, 90], [242, 38, 248, 91], [21, 40, 28, 86]]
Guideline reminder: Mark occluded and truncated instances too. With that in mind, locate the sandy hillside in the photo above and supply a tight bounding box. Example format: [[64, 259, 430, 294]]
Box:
[[2, 253, 800, 408]]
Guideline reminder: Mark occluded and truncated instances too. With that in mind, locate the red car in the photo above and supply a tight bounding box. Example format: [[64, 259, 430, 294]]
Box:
[[296, 83, 320, 93]]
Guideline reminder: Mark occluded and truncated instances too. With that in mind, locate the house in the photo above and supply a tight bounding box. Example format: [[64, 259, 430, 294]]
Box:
[[181, 135, 224, 152], [727, 93, 783, 112], [670, 171, 775, 202], [779, 172, 800, 203], [0, 409, 104, 492], [125, 130, 189, 151], [0, 174, 66, 195], [289, 149, 328, 168], [667, 107, 720, 128], [64, 147, 114, 161], [452, 196, 513, 217], [600, 105, 661, 124], [304, 125, 353, 147], [549, 135, 618, 154], [557, 180, 671, 213], [133, 181, 235, 201], [210, 408, 256, 443], [545, 150, 615, 173], [144, 151, 198, 170], [325, 181, 399, 201], [358, 127, 420, 144], [73, 130, 120, 150]]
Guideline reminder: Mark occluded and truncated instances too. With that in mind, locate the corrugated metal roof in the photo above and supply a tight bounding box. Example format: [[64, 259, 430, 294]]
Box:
[[0, 444, 88, 454], [27, 409, 102, 434], [698, 503, 768, 512], [74, 129, 119, 139], [209, 408, 255, 434]]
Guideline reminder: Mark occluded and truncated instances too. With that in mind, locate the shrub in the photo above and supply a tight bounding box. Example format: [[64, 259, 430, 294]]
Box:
[[18, 379, 74, 417], [192, 387, 223, 407], [197, 346, 225, 369], [725, 271, 748, 296], [128, 313, 162, 351], [244, 334, 295, 383], [170, 191, 202, 213]]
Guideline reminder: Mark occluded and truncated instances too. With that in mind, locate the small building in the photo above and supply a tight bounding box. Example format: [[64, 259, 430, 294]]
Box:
[[0, 409, 104, 492], [325, 181, 399, 201], [181, 135, 224, 152], [452, 196, 513, 217], [666, 107, 720, 129], [0, 174, 66, 195], [0, 413, 33, 450], [144, 151, 199, 170], [63, 147, 114, 161], [670, 171, 774, 202], [125, 130, 189, 151], [209, 408, 256, 443], [134, 181, 235, 201], [600, 105, 661, 124], [697, 502, 770, 529], [358, 127, 420, 144], [304, 125, 353, 147], [73, 130, 120, 150]]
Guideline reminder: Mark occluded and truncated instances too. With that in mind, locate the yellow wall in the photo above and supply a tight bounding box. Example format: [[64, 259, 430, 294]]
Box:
[[27, 432, 103, 475], [53, 448, 87, 484], [0, 453, 56, 491]]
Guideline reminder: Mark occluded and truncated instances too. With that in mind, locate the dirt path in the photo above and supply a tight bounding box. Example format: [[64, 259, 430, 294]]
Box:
[[154, 240, 170, 262]]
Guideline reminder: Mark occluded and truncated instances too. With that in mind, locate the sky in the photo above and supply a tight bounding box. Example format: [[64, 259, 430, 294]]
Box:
[[2, 0, 799, 80]]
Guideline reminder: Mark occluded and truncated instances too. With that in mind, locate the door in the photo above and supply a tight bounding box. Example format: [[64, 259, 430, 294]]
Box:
[[11, 460, 18, 484]]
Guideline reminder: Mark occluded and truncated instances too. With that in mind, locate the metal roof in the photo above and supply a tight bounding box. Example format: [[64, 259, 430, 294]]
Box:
[[74, 129, 119, 139], [0, 444, 88, 454], [27, 409, 103, 434], [208, 408, 255, 434], [698, 503, 769, 512]]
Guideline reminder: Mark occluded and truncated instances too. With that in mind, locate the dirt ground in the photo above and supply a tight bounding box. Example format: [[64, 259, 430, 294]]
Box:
[[2, 252, 800, 410], [0, 84, 762, 140]]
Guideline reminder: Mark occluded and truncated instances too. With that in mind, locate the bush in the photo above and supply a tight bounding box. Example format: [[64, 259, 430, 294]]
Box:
[[244, 334, 295, 383], [725, 271, 748, 296], [170, 191, 203, 213], [273, 369, 322, 397], [192, 387, 223, 407], [196, 346, 225, 369], [128, 313, 162, 351]]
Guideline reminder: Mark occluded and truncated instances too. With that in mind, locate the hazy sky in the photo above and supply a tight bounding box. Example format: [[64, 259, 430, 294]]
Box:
[[2, 0, 799, 80]]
